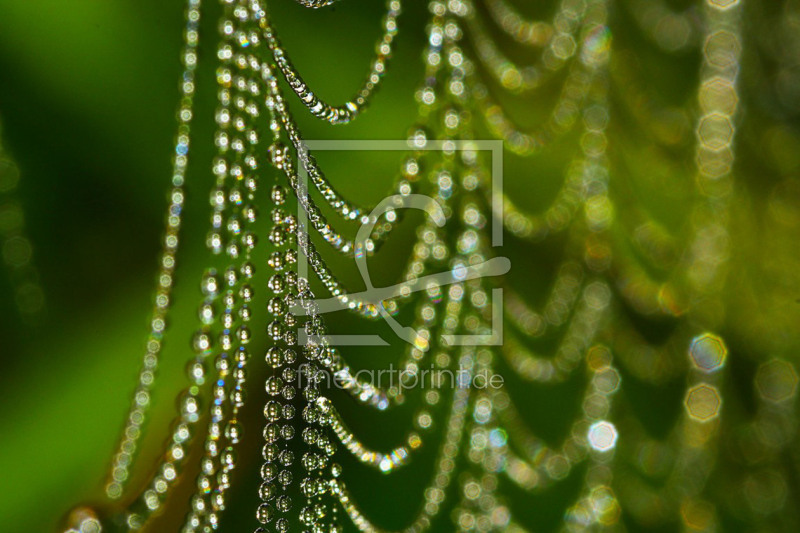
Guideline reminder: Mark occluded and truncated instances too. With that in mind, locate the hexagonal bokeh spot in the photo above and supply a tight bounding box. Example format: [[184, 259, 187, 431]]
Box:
[[685, 384, 722, 422], [708, 0, 740, 10], [588, 421, 618, 451], [704, 30, 741, 69], [681, 500, 715, 531], [755, 359, 799, 403], [697, 113, 734, 151], [699, 76, 738, 116], [697, 145, 734, 180], [594, 367, 621, 394], [587, 344, 613, 371], [589, 486, 621, 525], [743, 470, 788, 515], [689, 333, 728, 373]]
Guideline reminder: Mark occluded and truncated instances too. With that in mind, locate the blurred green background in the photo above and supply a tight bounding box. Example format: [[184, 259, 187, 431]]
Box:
[[1, 0, 800, 532]]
